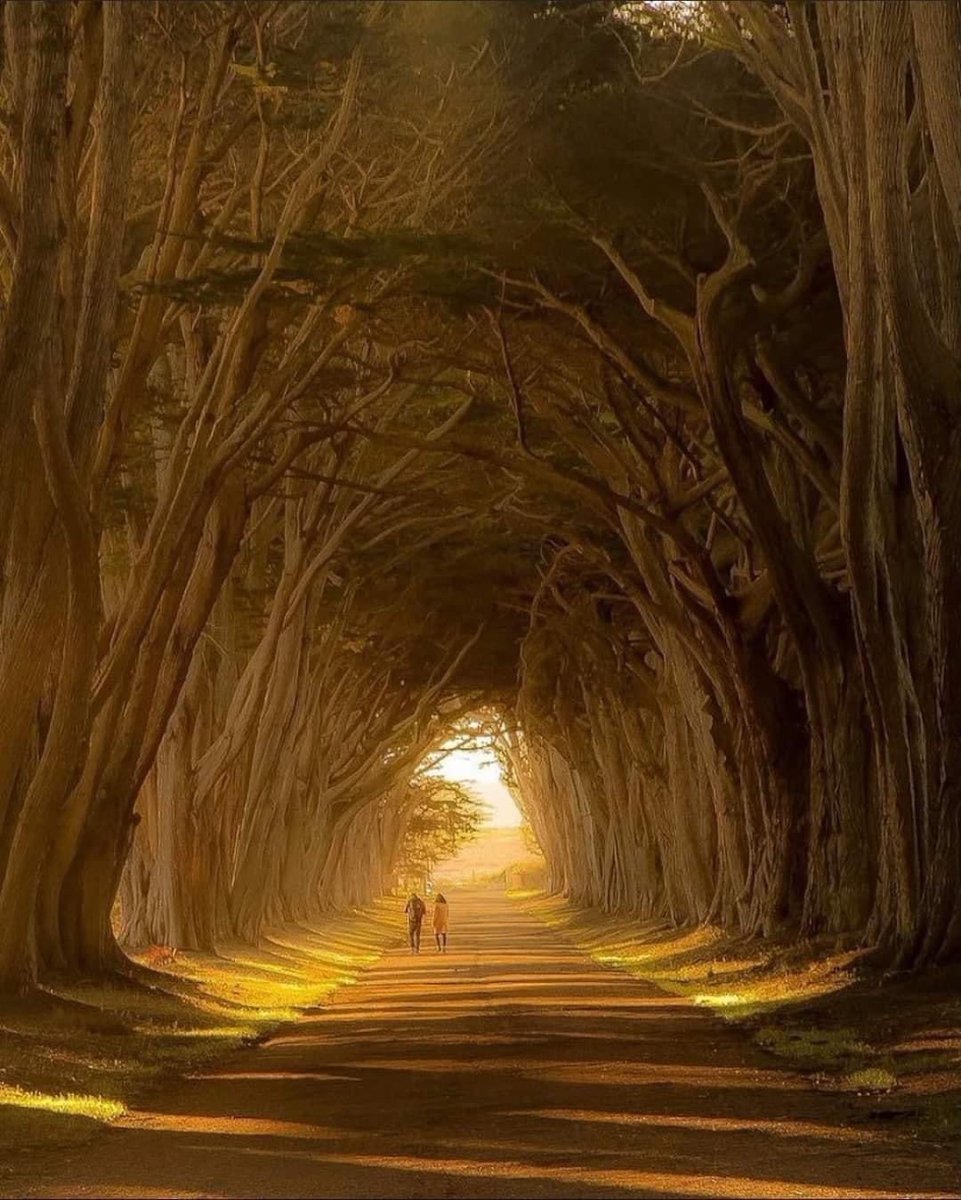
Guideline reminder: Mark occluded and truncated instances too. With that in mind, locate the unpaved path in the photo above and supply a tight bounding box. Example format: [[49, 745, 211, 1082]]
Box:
[[11, 891, 959, 1199]]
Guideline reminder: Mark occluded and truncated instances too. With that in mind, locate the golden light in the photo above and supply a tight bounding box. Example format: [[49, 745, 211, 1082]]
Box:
[[431, 743, 522, 828], [0, 1085, 125, 1122]]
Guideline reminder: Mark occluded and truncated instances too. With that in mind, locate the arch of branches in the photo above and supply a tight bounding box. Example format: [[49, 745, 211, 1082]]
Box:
[[1, 0, 960, 990]]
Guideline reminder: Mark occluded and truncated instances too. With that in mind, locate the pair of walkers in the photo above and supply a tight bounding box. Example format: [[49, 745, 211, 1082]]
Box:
[[404, 892, 449, 953]]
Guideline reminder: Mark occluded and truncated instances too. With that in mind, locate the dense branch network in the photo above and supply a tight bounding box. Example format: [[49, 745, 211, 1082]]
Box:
[[0, 0, 959, 988]]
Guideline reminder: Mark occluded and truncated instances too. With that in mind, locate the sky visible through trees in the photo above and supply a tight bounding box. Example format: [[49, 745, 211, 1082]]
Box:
[[0, 0, 960, 998], [433, 746, 523, 829]]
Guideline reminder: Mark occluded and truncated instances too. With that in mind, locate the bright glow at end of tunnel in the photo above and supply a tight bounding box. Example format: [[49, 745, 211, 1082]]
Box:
[[432, 747, 522, 828]]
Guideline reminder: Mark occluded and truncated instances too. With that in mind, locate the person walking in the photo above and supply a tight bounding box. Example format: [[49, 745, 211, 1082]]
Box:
[[432, 892, 449, 953], [404, 892, 426, 953]]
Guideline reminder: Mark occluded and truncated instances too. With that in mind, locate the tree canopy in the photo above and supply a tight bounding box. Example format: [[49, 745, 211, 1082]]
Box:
[[1, 0, 960, 988]]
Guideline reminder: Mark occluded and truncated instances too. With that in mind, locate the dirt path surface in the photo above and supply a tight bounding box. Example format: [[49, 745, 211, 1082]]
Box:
[[11, 891, 959, 1199]]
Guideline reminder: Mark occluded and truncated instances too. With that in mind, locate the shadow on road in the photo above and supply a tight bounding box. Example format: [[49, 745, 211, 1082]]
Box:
[[14, 891, 960, 1199]]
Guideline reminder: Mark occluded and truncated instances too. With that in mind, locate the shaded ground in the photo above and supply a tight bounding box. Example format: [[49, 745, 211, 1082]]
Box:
[[524, 893, 961, 1141], [0, 904, 398, 1167], [5, 890, 958, 1199]]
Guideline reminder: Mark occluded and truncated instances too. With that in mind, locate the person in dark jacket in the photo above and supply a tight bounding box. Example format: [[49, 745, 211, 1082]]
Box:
[[404, 893, 426, 953]]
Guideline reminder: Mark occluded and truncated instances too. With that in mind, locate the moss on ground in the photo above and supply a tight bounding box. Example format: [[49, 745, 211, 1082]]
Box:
[[0, 900, 399, 1166], [754, 1025, 870, 1064]]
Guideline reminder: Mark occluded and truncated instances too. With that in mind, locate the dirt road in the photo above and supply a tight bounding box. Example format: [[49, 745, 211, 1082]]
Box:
[[13, 891, 959, 1199]]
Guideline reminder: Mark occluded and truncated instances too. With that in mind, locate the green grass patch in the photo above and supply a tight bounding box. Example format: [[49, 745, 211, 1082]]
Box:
[[755, 1025, 871, 1064], [829, 1067, 900, 1093], [0, 1084, 125, 1120]]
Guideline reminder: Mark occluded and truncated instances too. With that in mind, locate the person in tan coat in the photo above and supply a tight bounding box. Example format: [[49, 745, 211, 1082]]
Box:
[[432, 893, 449, 952]]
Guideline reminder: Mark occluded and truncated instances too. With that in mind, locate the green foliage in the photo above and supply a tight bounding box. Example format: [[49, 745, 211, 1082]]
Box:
[[395, 777, 488, 880]]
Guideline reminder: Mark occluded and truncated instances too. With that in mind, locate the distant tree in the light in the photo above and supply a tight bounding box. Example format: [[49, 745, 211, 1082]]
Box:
[[395, 778, 488, 888]]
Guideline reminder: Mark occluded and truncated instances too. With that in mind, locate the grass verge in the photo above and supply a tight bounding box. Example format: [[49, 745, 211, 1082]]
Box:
[[518, 892, 961, 1146], [0, 899, 400, 1172]]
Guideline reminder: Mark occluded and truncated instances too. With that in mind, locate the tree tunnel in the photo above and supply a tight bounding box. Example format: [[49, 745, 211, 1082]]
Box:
[[2, 0, 961, 993]]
